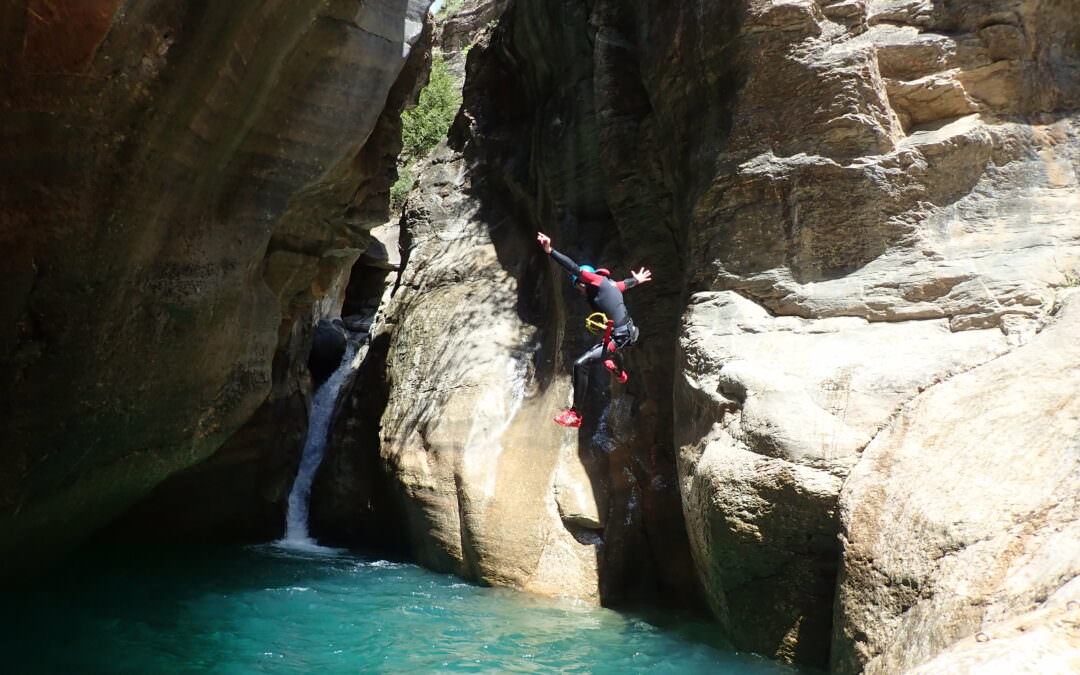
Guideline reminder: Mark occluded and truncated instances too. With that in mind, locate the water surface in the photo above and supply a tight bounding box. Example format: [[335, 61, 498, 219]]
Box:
[[4, 544, 809, 674]]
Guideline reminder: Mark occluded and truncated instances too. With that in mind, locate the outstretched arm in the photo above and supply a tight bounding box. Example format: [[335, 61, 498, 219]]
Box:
[[618, 267, 653, 291], [537, 231, 581, 277]]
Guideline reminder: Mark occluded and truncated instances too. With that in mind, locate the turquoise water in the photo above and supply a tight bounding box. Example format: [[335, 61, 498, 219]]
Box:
[[3, 544, 807, 674]]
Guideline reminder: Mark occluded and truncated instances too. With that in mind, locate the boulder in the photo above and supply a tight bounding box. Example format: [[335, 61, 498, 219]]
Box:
[[675, 290, 1009, 663]]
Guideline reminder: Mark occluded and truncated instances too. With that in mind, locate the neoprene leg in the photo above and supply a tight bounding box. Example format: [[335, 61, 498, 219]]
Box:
[[603, 329, 632, 380], [572, 343, 605, 411], [608, 351, 624, 372]]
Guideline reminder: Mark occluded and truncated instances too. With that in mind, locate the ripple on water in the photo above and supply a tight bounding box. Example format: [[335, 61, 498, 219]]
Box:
[[1, 545, 813, 674]]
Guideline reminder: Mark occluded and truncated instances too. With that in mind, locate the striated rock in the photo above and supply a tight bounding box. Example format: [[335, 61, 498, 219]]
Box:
[[675, 289, 1009, 663], [832, 292, 1080, 674], [886, 70, 979, 130], [355, 0, 704, 610], [0, 0, 431, 573], [670, 0, 1080, 666]]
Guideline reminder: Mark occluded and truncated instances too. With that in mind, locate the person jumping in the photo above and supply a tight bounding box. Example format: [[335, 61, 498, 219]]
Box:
[[537, 232, 652, 428]]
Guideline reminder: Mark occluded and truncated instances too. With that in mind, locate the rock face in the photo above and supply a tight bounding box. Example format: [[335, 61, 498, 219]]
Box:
[[900, 588, 1080, 675], [675, 292, 1011, 664], [371, 0, 1079, 670], [832, 292, 1080, 675], [379, 143, 602, 597], [4, 0, 1078, 671], [0, 0, 431, 575], [360, 0, 704, 607], [671, 0, 1080, 667]]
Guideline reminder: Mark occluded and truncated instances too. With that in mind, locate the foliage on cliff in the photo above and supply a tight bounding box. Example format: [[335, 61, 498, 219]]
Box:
[[391, 52, 462, 210]]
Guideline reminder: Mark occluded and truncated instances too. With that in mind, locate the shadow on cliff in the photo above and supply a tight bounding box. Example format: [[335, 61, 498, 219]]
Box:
[[436, 0, 711, 614]]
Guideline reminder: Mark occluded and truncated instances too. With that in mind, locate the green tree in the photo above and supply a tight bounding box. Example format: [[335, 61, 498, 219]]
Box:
[[400, 53, 462, 161], [391, 52, 462, 210]]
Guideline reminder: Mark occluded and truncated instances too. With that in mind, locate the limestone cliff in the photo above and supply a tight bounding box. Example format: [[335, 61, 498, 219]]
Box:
[[0, 0, 431, 576], [833, 291, 1080, 674], [367, 0, 1079, 671], [672, 0, 1080, 667]]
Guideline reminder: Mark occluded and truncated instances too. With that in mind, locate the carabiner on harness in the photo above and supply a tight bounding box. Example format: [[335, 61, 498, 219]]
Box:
[[585, 312, 609, 335]]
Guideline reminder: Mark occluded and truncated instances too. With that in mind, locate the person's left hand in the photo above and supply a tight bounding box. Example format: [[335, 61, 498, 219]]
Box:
[[632, 267, 652, 284], [536, 232, 553, 254]]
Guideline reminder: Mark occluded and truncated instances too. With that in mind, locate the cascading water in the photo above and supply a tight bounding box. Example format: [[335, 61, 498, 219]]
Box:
[[281, 339, 362, 546]]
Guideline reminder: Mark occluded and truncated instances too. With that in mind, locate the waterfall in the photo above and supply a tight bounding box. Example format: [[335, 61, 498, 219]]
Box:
[[281, 340, 361, 546]]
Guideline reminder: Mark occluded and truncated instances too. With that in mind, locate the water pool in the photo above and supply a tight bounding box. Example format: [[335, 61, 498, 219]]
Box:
[[3, 543, 810, 674]]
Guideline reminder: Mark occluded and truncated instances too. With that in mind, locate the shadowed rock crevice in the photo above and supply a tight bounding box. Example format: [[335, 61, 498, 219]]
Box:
[[366, 0, 708, 611]]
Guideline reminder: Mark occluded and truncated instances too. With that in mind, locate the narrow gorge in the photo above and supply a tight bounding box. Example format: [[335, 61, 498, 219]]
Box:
[[2, 1, 1078, 673]]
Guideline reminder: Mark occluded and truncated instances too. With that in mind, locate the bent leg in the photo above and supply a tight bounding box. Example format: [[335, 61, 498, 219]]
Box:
[[603, 329, 635, 383]]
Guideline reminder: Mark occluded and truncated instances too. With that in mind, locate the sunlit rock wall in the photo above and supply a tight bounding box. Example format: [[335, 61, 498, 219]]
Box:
[[670, 0, 1080, 670], [0, 0, 430, 576], [374, 0, 1079, 670]]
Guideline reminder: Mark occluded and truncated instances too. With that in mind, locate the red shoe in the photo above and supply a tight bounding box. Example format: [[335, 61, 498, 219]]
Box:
[[553, 409, 582, 427], [604, 359, 629, 383]]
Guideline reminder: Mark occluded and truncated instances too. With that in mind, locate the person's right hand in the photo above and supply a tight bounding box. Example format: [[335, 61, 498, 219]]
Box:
[[632, 267, 652, 284], [536, 232, 552, 254]]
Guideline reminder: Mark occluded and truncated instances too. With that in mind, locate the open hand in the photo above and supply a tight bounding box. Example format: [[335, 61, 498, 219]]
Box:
[[632, 267, 652, 284], [536, 232, 552, 254]]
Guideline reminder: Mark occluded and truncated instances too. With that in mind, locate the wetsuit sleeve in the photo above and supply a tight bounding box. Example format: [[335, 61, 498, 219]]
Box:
[[549, 248, 580, 277], [616, 278, 639, 292]]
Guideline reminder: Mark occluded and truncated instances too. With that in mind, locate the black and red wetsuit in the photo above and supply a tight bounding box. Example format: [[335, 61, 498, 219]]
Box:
[[549, 248, 642, 412]]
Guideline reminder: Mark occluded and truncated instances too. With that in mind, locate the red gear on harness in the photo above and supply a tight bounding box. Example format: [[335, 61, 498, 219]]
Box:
[[603, 319, 615, 353]]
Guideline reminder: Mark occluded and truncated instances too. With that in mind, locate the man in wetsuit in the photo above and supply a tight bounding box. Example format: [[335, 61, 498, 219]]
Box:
[[537, 232, 652, 428]]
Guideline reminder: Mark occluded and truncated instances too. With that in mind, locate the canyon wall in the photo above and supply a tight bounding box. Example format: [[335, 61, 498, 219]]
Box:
[[3, 0, 1077, 672], [373, 0, 1080, 670], [672, 0, 1080, 669], [0, 0, 431, 575], [362, 0, 704, 607]]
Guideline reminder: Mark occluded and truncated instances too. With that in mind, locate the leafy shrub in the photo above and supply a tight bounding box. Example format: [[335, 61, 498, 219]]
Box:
[[391, 52, 461, 212], [400, 53, 461, 163]]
